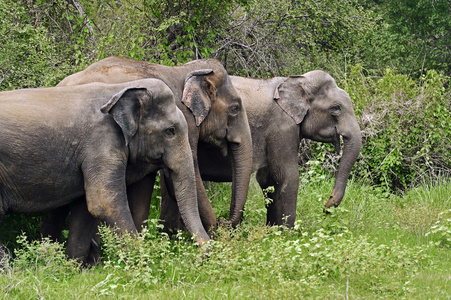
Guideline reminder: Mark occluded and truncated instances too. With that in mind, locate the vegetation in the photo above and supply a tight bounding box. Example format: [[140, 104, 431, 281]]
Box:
[[0, 0, 450, 298], [1, 176, 450, 298], [347, 67, 450, 191]]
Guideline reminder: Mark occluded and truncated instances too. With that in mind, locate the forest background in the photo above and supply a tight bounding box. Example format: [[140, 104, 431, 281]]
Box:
[[0, 0, 450, 298]]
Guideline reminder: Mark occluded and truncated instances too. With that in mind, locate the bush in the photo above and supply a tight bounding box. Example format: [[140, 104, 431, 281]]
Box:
[[0, 0, 88, 90], [357, 68, 450, 191], [98, 221, 202, 289], [12, 234, 80, 275]]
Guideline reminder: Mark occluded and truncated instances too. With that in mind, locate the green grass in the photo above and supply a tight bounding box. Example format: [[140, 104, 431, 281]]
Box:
[[1, 175, 450, 299]]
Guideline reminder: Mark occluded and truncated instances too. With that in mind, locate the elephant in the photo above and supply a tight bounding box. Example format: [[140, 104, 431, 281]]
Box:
[[43, 56, 253, 236], [162, 70, 362, 228], [0, 78, 209, 262]]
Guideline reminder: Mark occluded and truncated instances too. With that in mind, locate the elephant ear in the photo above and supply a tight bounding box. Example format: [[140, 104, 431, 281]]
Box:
[[181, 69, 218, 126], [101, 87, 151, 146], [274, 75, 310, 124]]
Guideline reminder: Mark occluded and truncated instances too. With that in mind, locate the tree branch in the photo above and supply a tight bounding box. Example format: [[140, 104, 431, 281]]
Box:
[[70, 0, 94, 35]]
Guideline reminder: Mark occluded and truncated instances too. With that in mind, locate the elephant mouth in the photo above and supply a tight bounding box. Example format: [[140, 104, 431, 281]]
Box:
[[199, 127, 228, 151]]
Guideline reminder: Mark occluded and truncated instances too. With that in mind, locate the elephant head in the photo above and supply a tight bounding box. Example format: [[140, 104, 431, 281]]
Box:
[[100, 85, 210, 243], [181, 66, 253, 227], [274, 70, 362, 209]]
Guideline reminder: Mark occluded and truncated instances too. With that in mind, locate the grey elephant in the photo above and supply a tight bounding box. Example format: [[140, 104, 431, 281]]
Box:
[[43, 56, 253, 235], [164, 70, 362, 228], [0, 78, 209, 262]]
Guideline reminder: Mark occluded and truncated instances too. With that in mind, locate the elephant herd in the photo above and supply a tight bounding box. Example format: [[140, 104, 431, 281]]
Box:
[[0, 57, 361, 263]]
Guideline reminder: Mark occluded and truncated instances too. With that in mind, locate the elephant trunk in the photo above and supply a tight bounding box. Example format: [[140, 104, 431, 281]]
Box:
[[227, 135, 253, 227], [166, 150, 210, 245], [325, 122, 362, 208]]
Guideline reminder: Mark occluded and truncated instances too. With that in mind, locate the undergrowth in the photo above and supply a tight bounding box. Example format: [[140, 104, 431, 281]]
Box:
[[1, 177, 449, 299]]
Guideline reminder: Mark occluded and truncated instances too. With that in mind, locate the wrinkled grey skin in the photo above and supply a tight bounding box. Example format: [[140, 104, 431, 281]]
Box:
[[52, 57, 253, 232], [0, 79, 209, 262], [191, 71, 362, 226]]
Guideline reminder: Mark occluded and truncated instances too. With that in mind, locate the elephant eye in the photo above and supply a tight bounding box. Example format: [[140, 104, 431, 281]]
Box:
[[229, 103, 241, 115], [330, 104, 341, 116], [165, 127, 176, 137]]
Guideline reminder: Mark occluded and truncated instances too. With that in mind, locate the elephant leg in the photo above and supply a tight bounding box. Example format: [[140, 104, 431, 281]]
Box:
[[41, 205, 71, 242], [265, 139, 300, 227], [267, 169, 299, 227], [65, 197, 99, 263], [256, 166, 293, 226], [256, 167, 277, 224], [70, 172, 156, 262], [127, 173, 157, 231]]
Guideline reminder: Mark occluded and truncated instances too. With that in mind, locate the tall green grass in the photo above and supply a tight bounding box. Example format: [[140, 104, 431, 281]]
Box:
[[1, 176, 450, 299]]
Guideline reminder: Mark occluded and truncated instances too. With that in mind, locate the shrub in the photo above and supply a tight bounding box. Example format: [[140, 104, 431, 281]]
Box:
[[0, 0, 87, 90], [98, 221, 202, 289], [361, 68, 449, 191], [12, 234, 80, 276]]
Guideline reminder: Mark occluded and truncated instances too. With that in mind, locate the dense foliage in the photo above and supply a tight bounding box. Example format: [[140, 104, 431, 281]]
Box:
[[2, 0, 450, 86], [355, 68, 450, 190]]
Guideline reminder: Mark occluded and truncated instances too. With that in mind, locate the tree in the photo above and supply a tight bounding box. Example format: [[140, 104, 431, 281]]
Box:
[[382, 0, 451, 75], [0, 0, 92, 90], [212, 0, 377, 78], [73, 0, 238, 65]]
